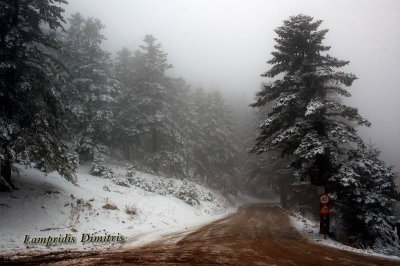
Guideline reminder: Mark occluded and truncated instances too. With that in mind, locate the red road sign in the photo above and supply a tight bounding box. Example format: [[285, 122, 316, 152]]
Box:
[[320, 194, 330, 204], [320, 204, 331, 215]]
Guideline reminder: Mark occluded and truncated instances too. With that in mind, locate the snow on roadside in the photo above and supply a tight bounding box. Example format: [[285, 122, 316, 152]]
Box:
[[288, 211, 400, 261], [0, 161, 235, 256]]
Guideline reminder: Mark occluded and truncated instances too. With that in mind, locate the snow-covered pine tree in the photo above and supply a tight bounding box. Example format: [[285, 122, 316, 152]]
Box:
[[330, 147, 399, 252], [168, 78, 197, 175], [116, 35, 184, 175], [251, 14, 398, 251], [0, 0, 76, 191], [192, 89, 239, 190], [189, 87, 209, 179], [251, 14, 369, 185], [114, 47, 134, 94], [252, 15, 397, 254], [113, 47, 135, 160], [63, 13, 121, 160]]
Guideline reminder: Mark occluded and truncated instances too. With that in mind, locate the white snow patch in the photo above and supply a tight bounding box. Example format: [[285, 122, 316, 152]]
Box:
[[305, 100, 324, 117], [0, 161, 235, 255], [288, 211, 400, 261]]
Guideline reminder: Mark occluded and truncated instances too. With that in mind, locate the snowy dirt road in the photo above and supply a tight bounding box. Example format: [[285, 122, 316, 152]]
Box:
[[1, 203, 398, 265]]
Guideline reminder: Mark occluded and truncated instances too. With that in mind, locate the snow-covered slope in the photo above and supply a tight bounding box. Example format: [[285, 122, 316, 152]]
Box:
[[289, 211, 400, 261], [0, 162, 234, 255]]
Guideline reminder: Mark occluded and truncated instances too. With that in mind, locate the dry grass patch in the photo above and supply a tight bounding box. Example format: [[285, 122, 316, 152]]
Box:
[[125, 205, 137, 215], [103, 203, 118, 210]]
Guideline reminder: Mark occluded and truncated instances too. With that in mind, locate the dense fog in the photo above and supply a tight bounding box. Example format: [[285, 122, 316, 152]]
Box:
[[65, 0, 400, 170]]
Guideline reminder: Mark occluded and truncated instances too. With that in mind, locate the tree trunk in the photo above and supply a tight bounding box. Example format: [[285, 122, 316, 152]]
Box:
[[0, 159, 13, 192]]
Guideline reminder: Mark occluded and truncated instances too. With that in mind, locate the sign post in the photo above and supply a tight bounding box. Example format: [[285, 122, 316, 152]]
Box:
[[319, 193, 330, 239]]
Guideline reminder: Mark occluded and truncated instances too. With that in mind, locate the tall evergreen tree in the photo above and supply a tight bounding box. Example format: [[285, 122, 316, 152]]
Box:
[[113, 47, 135, 160], [251, 14, 368, 186], [114, 47, 134, 97], [115, 35, 184, 175], [63, 13, 120, 160], [168, 77, 196, 175], [0, 0, 76, 191], [252, 14, 398, 252], [192, 89, 239, 189]]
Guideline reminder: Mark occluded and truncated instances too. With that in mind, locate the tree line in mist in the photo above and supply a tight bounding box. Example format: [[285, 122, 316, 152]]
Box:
[[0, 5, 244, 193]]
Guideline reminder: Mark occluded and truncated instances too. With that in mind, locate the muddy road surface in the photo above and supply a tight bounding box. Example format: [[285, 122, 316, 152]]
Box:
[[1, 203, 398, 265]]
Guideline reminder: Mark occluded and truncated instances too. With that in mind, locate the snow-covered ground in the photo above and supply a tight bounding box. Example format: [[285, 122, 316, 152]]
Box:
[[288, 211, 400, 261], [0, 161, 236, 256]]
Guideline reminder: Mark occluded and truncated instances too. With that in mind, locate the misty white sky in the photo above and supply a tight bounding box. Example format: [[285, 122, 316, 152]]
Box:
[[64, 0, 400, 170]]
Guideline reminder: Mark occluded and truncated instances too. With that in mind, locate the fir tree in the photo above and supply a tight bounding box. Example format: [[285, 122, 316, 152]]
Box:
[[113, 47, 135, 160], [251, 14, 368, 186], [251, 14, 398, 252], [115, 35, 184, 175], [0, 0, 76, 191], [192, 89, 239, 189], [63, 13, 120, 160], [114, 47, 134, 97], [189, 87, 209, 179], [330, 147, 399, 252], [168, 78, 196, 175]]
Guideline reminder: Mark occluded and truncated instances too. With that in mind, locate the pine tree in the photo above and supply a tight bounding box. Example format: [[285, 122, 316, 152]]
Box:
[[168, 78, 196, 175], [189, 87, 209, 179], [0, 0, 75, 190], [115, 35, 184, 175], [330, 147, 399, 252], [0, 0, 76, 191], [63, 13, 120, 160], [192, 89, 239, 189], [113, 47, 135, 160], [251, 14, 368, 186], [114, 47, 134, 97], [252, 14, 398, 252]]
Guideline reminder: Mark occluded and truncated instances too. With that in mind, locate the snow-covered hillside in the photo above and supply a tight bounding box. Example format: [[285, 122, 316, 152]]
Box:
[[0, 161, 235, 255]]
